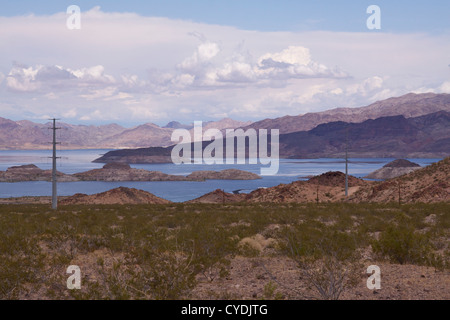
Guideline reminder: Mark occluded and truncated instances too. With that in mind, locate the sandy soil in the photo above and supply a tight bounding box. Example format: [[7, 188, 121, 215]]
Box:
[[191, 255, 450, 300]]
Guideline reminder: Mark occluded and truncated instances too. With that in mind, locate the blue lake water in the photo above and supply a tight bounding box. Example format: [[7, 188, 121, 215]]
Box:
[[0, 149, 442, 202]]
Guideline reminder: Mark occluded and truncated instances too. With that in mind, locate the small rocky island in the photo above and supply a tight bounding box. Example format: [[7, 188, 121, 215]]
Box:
[[0, 163, 261, 182], [0, 164, 77, 182], [364, 159, 421, 180]]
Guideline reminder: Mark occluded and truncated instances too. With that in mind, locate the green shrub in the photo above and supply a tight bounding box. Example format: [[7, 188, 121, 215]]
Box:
[[372, 225, 434, 265]]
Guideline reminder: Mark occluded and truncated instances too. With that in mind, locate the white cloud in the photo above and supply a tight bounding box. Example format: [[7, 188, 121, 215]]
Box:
[[438, 81, 450, 93], [178, 42, 220, 71], [259, 46, 312, 66], [68, 65, 115, 83], [346, 76, 384, 96], [0, 7, 449, 124], [80, 86, 117, 100], [5, 63, 116, 94], [62, 108, 77, 118], [6, 64, 42, 92]]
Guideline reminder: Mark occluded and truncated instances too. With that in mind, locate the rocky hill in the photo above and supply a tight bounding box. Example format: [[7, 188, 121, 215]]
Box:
[[0, 118, 127, 150], [0, 163, 261, 182], [240, 92, 450, 134], [95, 111, 450, 162], [73, 163, 188, 181], [186, 169, 261, 180], [3, 93, 449, 150], [0, 118, 250, 150], [187, 189, 246, 203], [0, 164, 77, 182], [364, 159, 422, 180], [277, 111, 450, 158], [60, 187, 171, 205], [245, 172, 368, 203], [351, 157, 449, 203]]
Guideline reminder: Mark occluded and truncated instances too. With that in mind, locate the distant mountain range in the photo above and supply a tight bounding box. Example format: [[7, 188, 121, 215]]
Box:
[[1, 92, 449, 151], [0, 117, 251, 150], [95, 110, 450, 163], [277, 110, 450, 158], [240, 92, 450, 134]]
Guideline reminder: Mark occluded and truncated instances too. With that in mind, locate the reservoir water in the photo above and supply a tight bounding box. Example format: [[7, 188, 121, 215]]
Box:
[[0, 149, 441, 202]]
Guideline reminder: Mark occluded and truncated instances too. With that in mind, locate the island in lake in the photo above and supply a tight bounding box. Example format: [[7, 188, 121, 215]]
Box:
[[0, 163, 261, 182]]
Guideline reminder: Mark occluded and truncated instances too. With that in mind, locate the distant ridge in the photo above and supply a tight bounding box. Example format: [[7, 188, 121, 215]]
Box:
[[2, 93, 449, 150], [240, 92, 450, 134], [94, 111, 450, 162], [0, 117, 251, 150]]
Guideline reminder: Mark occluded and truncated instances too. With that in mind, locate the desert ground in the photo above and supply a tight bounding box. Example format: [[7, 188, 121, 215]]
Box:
[[0, 202, 448, 300]]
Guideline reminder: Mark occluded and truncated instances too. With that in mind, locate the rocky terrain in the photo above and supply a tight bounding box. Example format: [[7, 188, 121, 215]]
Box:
[[60, 187, 171, 205], [187, 189, 247, 203], [0, 117, 251, 150], [240, 92, 450, 134], [73, 162, 189, 181], [245, 172, 369, 203], [2, 92, 449, 151], [351, 157, 450, 203], [0, 164, 77, 182], [186, 169, 261, 180], [365, 159, 422, 180], [276, 111, 450, 158], [191, 257, 450, 300], [0, 163, 261, 182], [3, 157, 448, 205], [96, 111, 450, 162]]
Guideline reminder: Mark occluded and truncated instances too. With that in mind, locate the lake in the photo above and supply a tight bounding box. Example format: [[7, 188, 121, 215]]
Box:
[[0, 149, 441, 202]]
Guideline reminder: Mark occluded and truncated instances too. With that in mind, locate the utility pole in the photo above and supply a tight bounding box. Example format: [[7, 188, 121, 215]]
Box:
[[345, 126, 349, 197], [49, 118, 61, 210]]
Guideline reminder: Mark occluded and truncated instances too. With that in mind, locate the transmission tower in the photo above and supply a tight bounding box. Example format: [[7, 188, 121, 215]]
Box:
[[49, 118, 61, 210], [345, 126, 349, 197]]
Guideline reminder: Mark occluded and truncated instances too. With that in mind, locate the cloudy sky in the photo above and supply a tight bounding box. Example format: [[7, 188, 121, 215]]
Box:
[[0, 1, 449, 126]]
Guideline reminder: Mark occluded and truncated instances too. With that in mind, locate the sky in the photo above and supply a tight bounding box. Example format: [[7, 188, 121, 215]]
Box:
[[0, 1, 449, 127]]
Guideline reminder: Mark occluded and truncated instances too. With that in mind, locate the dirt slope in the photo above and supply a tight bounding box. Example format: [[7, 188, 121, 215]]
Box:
[[60, 187, 171, 205]]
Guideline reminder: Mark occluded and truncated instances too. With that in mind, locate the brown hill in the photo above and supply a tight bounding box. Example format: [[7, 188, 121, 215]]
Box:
[[0, 164, 77, 182], [364, 159, 422, 180], [245, 172, 368, 203], [186, 169, 261, 180], [241, 92, 450, 134], [383, 159, 421, 168], [306, 171, 367, 187], [97, 110, 450, 162], [351, 157, 450, 203], [60, 187, 171, 205], [0, 117, 250, 150], [73, 163, 187, 181], [0, 119, 127, 150], [187, 189, 246, 203]]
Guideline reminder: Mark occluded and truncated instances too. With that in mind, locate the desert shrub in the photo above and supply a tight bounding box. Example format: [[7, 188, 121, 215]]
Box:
[[282, 227, 362, 300], [127, 244, 197, 300], [189, 224, 238, 281], [372, 225, 434, 265], [262, 281, 284, 300]]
